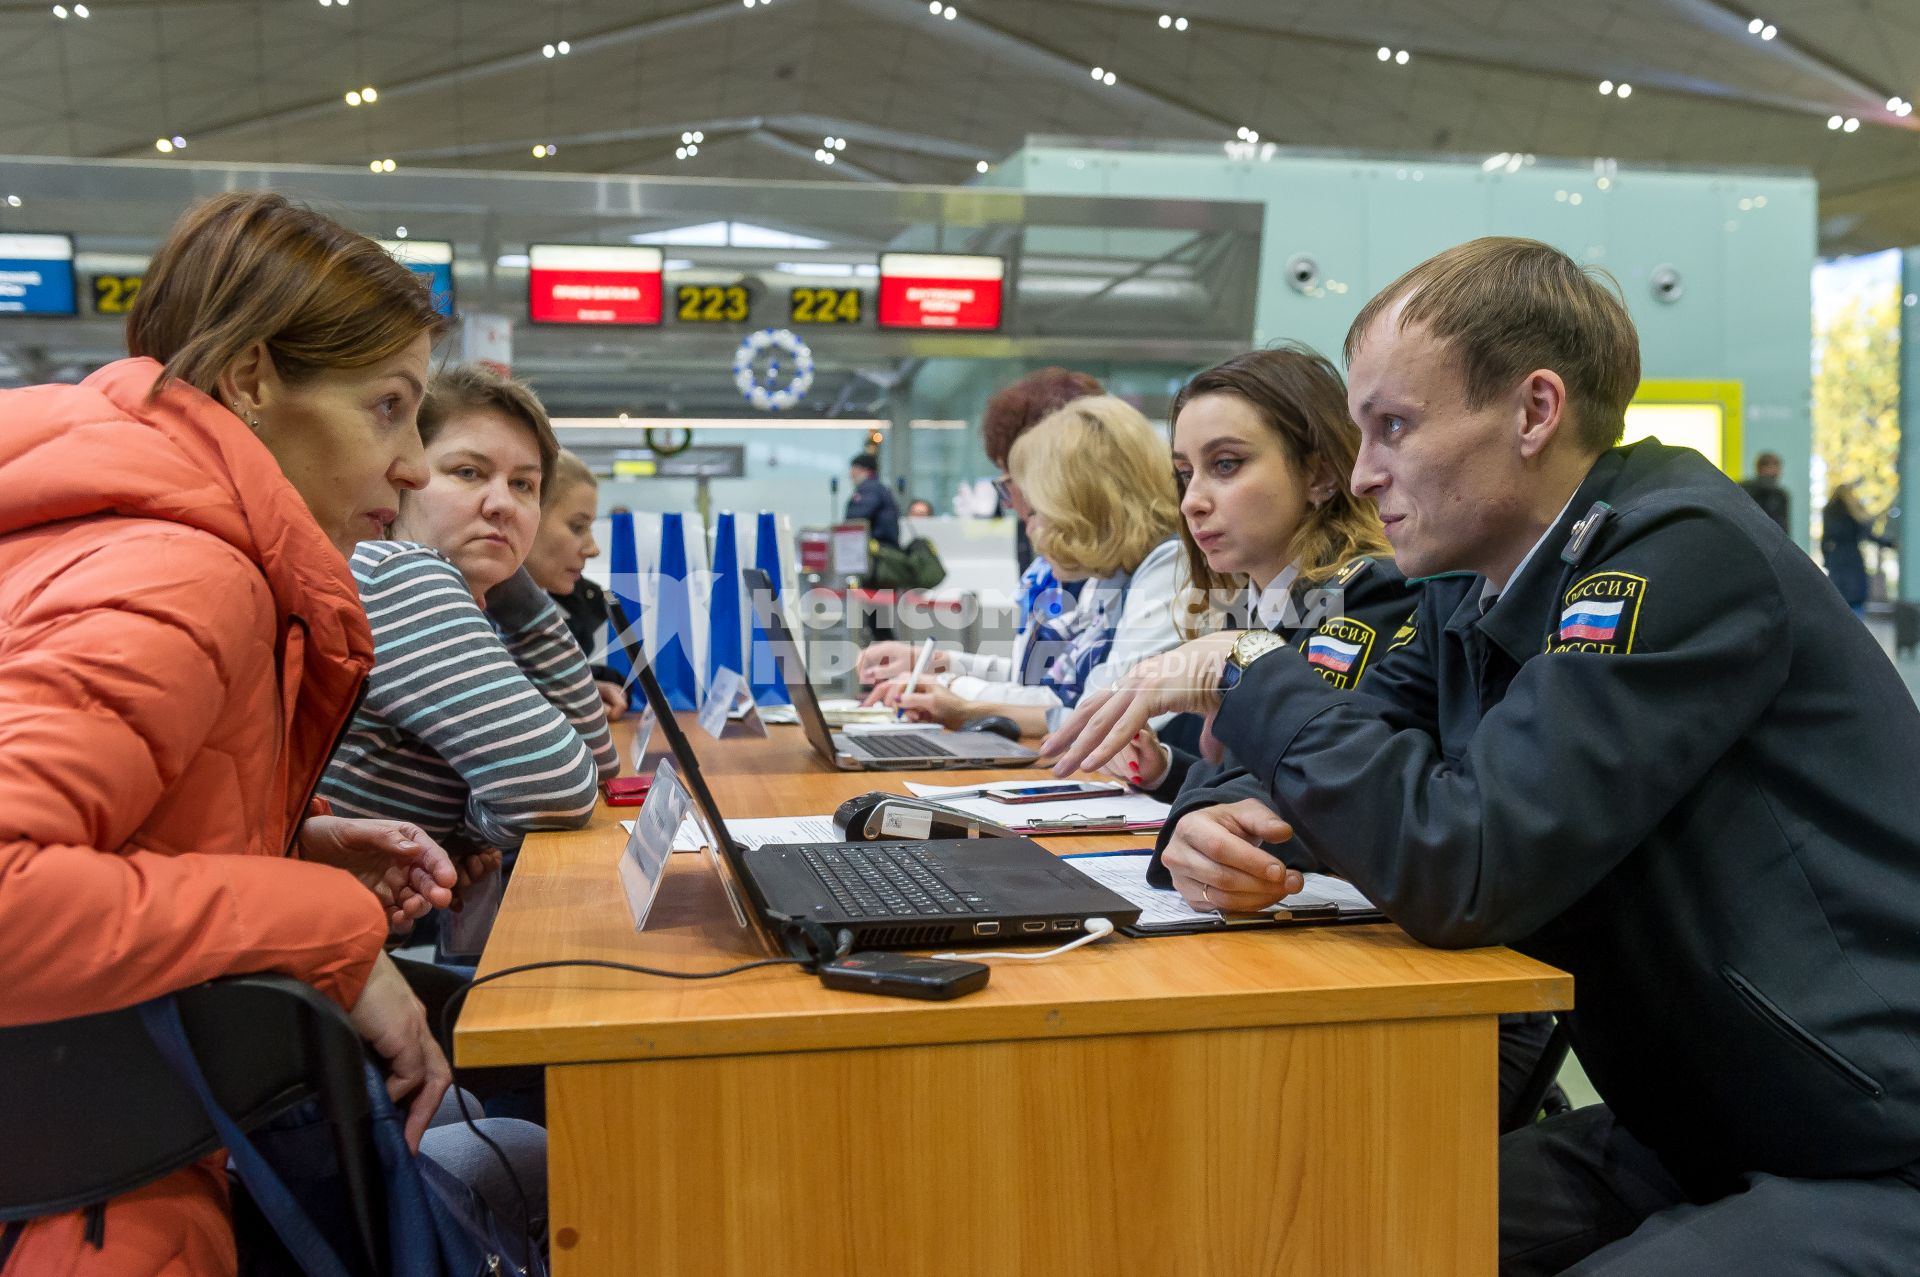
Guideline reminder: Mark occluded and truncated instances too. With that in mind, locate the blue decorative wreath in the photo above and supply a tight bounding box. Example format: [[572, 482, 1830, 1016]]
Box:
[[731, 328, 816, 412]]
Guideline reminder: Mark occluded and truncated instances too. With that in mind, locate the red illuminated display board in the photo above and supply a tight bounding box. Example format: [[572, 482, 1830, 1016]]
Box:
[[875, 253, 1004, 331], [528, 244, 663, 325]]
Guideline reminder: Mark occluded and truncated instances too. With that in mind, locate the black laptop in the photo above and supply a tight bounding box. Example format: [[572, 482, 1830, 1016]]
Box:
[[609, 602, 1141, 952], [739, 566, 1039, 770]]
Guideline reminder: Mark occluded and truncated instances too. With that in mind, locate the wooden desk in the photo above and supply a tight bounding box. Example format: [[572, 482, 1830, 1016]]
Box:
[[458, 719, 1571, 1275]]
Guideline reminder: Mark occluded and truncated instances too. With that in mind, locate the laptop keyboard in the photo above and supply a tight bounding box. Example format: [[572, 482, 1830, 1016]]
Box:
[[852, 732, 959, 760], [800, 844, 997, 917]]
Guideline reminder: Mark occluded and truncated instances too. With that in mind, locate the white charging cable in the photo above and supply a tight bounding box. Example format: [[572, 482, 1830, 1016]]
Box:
[[932, 916, 1116, 963]]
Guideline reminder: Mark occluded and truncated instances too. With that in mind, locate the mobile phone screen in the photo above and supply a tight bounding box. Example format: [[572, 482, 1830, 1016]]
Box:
[[986, 782, 1118, 803]]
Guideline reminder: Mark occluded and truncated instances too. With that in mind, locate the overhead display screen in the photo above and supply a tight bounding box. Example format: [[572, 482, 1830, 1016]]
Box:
[[0, 233, 78, 316], [876, 252, 1003, 331], [528, 244, 663, 325], [790, 285, 861, 325], [378, 239, 456, 318]]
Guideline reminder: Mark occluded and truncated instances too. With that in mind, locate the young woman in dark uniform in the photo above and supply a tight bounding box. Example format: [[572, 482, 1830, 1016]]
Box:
[[1102, 344, 1418, 802]]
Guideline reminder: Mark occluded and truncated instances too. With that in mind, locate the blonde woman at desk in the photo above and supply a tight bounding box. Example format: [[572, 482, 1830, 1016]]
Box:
[[869, 395, 1184, 738]]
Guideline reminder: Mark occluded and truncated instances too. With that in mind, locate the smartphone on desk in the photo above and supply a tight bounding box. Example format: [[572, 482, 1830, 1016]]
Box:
[[605, 775, 654, 806], [984, 781, 1125, 805]]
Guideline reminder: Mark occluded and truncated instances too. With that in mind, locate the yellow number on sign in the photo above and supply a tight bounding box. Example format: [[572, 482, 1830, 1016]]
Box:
[[676, 285, 703, 322], [833, 287, 859, 323], [792, 288, 815, 322], [94, 275, 143, 315], [725, 286, 748, 322]]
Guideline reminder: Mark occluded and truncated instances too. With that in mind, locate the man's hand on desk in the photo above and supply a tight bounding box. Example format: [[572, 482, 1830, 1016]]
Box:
[[451, 848, 504, 912], [1162, 799, 1302, 913], [1041, 631, 1241, 776]]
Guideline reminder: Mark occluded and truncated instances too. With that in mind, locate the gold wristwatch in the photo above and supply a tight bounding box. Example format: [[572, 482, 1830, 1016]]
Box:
[[1219, 630, 1288, 695]]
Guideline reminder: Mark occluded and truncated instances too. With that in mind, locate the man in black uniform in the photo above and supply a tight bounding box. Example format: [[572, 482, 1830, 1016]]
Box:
[[1044, 238, 1920, 1273]]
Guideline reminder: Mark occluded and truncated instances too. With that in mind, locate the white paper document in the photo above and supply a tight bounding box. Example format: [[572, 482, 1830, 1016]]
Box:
[[620, 813, 843, 851], [903, 780, 1171, 833], [1063, 850, 1380, 931]]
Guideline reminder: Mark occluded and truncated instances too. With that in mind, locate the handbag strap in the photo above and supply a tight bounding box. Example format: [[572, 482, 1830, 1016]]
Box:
[[136, 997, 356, 1277]]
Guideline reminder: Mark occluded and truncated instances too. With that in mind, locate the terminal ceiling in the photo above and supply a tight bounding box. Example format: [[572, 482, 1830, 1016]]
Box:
[[2, 0, 1917, 252]]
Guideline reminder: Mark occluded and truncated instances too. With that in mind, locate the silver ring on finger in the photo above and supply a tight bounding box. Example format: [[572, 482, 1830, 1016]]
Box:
[[1200, 883, 1213, 908]]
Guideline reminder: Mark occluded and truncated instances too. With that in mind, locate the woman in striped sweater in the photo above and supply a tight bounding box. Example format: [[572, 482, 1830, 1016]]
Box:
[[320, 365, 617, 860]]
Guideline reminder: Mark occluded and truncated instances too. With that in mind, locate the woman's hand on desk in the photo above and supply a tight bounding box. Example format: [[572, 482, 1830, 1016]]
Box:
[[1161, 799, 1302, 913], [1040, 632, 1239, 776], [596, 677, 629, 720], [299, 816, 458, 930], [857, 641, 951, 686], [1098, 728, 1170, 790], [888, 685, 972, 730]]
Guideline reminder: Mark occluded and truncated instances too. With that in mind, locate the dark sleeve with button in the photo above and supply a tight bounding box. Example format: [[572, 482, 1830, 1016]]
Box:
[[1145, 565, 1442, 884], [1211, 514, 1791, 948]]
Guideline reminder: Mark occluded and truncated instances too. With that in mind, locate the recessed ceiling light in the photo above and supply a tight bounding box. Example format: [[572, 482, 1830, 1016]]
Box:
[[52, 4, 66, 16], [5, 196, 21, 208], [396, 226, 408, 238], [1828, 114, 1844, 129], [1616, 83, 1632, 98], [686, 143, 697, 155], [677, 146, 689, 159], [345, 90, 362, 105], [1748, 17, 1763, 33], [532, 144, 547, 158], [542, 43, 555, 57], [927, 0, 939, 10], [1599, 80, 1613, 94], [72, 2, 87, 14], [693, 130, 704, 142], [362, 86, 377, 102], [155, 138, 173, 153], [976, 160, 989, 173], [1103, 70, 1116, 85], [1376, 46, 1390, 61], [1091, 65, 1103, 79], [1843, 116, 1860, 132], [1761, 23, 1776, 39], [942, 4, 955, 17], [1175, 16, 1187, 29], [1159, 13, 1170, 27], [1395, 49, 1409, 65], [557, 40, 570, 54]]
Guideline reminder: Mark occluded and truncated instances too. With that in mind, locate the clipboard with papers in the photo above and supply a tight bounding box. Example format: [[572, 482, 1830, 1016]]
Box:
[[1060, 850, 1385, 937]]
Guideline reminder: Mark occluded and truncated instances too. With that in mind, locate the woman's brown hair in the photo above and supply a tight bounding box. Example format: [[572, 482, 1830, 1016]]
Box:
[[1007, 395, 1180, 580], [981, 367, 1105, 469], [417, 364, 562, 504], [128, 191, 445, 398], [1170, 344, 1390, 638]]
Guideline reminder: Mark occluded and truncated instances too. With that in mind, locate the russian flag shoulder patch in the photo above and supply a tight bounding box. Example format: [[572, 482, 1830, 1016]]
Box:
[[1549, 570, 1647, 654], [1304, 617, 1378, 688]]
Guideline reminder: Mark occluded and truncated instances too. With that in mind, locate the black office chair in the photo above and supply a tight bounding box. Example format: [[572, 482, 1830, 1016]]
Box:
[[0, 973, 384, 1276]]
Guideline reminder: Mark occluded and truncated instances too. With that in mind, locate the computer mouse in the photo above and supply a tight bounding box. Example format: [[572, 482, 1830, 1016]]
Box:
[[962, 715, 1023, 742], [832, 792, 1017, 842]]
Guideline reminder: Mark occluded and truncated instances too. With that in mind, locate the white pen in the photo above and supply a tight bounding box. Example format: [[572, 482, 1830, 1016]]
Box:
[[895, 637, 936, 721]]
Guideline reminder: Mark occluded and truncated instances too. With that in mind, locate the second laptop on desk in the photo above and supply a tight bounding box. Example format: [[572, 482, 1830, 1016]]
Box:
[[742, 567, 1038, 771]]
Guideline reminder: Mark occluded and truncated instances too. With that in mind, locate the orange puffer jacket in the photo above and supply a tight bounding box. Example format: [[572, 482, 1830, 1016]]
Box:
[[0, 358, 390, 1276]]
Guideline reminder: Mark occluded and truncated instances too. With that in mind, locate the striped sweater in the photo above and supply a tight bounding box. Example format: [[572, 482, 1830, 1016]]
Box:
[[319, 541, 617, 851]]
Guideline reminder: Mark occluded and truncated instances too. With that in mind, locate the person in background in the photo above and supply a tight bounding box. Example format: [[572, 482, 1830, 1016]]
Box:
[[1821, 481, 1889, 617], [1738, 450, 1791, 537], [873, 395, 1183, 737], [907, 498, 936, 518], [1046, 237, 1920, 1274], [857, 367, 1104, 706], [845, 452, 900, 548], [320, 366, 617, 863], [0, 191, 468, 1275], [524, 447, 627, 719]]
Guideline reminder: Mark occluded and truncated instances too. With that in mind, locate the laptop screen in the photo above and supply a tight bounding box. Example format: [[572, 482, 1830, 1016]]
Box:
[[739, 566, 841, 763]]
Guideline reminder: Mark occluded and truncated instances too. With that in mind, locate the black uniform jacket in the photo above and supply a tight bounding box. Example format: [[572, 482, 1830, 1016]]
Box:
[[1184, 440, 1920, 1187], [1144, 556, 1418, 803], [551, 576, 619, 685]]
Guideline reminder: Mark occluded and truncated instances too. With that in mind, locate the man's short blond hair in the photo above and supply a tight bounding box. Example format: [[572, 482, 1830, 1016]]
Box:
[[1008, 395, 1179, 579], [1345, 237, 1642, 454]]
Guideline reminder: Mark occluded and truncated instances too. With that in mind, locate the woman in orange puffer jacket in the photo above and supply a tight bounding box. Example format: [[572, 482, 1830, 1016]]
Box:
[[0, 192, 464, 1276]]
